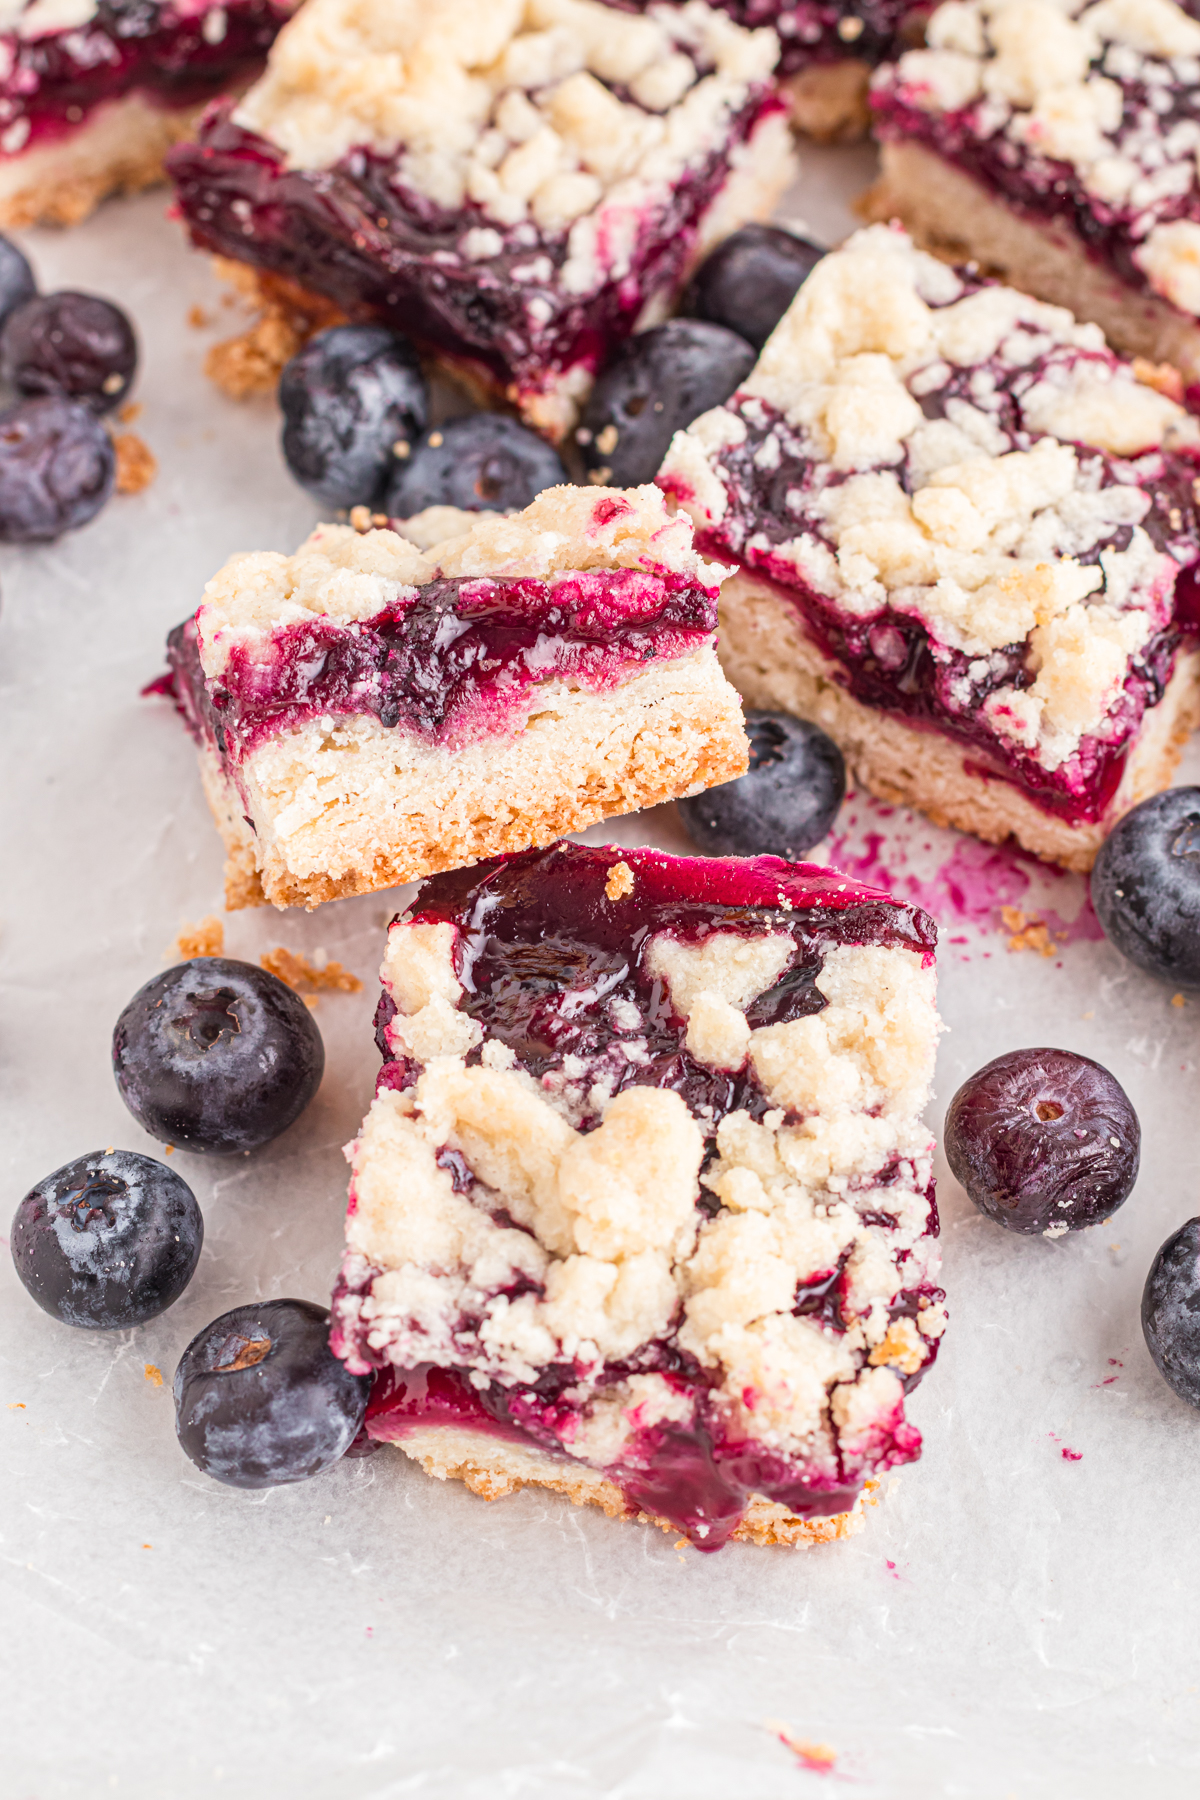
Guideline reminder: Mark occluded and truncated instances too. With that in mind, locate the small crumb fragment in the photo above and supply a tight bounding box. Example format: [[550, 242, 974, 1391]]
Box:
[[1001, 905, 1055, 957], [1082, 1010, 1094, 1020], [164, 1145, 175, 1155], [187, 304, 210, 329], [427, 430, 443, 448], [595, 423, 619, 456], [604, 860, 635, 902], [1173, 993, 1186, 1009], [8, 1402, 26, 1409], [768, 1723, 837, 1773], [142, 1543, 153, 1549], [144, 1364, 163, 1388], [1132, 356, 1184, 403], [172, 915, 224, 960], [261, 945, 363, 995], [113, 432, 158, 495], [1043, 1222, 1069, 1240], [117, 400, 143, 424], [349, 505, 372, 531], [867, 1318, 925, 1375], [587, 465, 611, 485]]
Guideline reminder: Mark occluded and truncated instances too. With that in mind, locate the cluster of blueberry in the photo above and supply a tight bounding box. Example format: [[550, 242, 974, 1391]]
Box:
[[277, 224, 825, 518], [0, 232, 139, 543], [11, 959, 369, 1488]]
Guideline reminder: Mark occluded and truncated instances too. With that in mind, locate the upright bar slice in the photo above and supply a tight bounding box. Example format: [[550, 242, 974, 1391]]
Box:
[[333, 842, 944, 1551], [0, 0, 294, 228], [163, 485, 748, 909], [659, 224, 1200, 871], [869, 0, 1200, 387], [166, 0, 796, 437]]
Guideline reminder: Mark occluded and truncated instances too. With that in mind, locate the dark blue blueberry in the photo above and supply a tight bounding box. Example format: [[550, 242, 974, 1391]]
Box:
[[1, 291, 137, 415], [384, 411, 567, 517], [1143, 1218, 1200, 1408], [174, 1299, 371, 1487], [0, 232, 36, 333], [680, 223, 825, 351], [112, 957, 324, 1155], [1091, 788, 1200, 987], [944, 1048, 1140, 1236], [677, 710, 846, 858], [578, 320, 756, 486], [0, 395, 115, 542], [11, 1150, 202, 1329], [279, 324, 429, 508]]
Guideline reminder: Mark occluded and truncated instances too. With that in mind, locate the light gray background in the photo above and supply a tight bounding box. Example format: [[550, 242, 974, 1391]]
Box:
[[4, 144, 1200, 1800]]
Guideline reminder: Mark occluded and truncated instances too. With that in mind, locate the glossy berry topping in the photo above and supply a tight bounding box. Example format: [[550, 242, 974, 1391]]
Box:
[[578, 320, 755, 487], [944, 1048, 1140, 1236], [279, 323, 428, 509], [384, 412, 567, 518], [1091, 788, 1200, 988], [0, 233, 36, 332], [680, 222, 825, 351], [1, 291, 137, 415], [174, 1299, 371, 1488], [112, 957, 324, 1155], [11, 1150, 202, 1330], [677, 710, 846, 858], [1143, 1219, 1200, 1409], [0, 395, 115, 542]]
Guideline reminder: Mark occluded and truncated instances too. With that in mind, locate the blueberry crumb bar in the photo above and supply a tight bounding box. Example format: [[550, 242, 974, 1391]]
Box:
[[333, 840, 944, 1550]]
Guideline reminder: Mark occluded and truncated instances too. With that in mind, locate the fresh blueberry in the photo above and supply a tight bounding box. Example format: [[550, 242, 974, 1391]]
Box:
[[112, 957, 324, 1154], [944, 1048, 1140, 1236], [0, 232, 36, 333], [1143, 1218, 1200, 1408], [680, 223, 825, 352], [384, 412, 567, 517], [577, 320, 756, 486], [1, 290, 137, 414], [11, 1150, 202, 1329], [279, 324, 428, 509], [1091, 788, 1200, 987], [0, 395, 115, 542], [174, 1299, 371, 1487], [677, 710, 846, 858]]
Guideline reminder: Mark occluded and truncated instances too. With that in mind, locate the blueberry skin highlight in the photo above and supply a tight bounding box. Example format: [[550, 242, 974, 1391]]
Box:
[[0, 233, 36, 332], [2, 290, 137, 415], [384, 412, 567, 517], [680, 222, 825, 351], [280, 324, 428, 509], [174, 1299, 371, 1487], [112, 957, 325, 1155], [578, 319, 756, 487], [1092, 788, 1200, 987], [1143, 1219, 1200, 1408], [0, 395, 115, 542], [11, 1150, 202, 1329], [677, 711, 846, 858], [944, 1047, 1140, 1236]]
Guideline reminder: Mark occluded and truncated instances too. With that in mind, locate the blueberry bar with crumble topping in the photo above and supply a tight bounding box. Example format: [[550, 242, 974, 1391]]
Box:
[[166, 0, 796, 439], [332, 841, 945, 1551], [160, 485, 748, 910], [0, 0, 294, 228], [868, 0, 1200, 390], [659, 224, 1200, 871]]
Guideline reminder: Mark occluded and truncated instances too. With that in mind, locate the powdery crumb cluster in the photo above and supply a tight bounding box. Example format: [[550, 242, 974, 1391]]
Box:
[[875, 0, 1200, 318], [332, 844, 945, 1546], [659, 224, 1200, 784]]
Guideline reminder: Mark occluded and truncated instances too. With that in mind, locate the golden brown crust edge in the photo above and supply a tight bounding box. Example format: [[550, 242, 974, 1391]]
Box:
[[780, 59, 873, 144]]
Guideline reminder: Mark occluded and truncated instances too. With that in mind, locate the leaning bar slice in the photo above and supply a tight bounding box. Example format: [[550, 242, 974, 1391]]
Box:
[[166, 0, 796, 438], [659, 223, 1200, 872], [162, 485, 748, 909], [332, 842, 945, 1551]]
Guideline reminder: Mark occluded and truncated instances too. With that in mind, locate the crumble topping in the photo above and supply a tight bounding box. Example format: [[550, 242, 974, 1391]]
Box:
[[879, 0, 1200, 320], [660, 225, 1199, 773], [339, 852, 941, 1479], [235, 0, 778, 252], [0, 0, 98, 39]]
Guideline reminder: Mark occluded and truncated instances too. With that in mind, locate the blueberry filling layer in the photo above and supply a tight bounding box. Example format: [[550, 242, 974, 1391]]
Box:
[[340, 845, 942, 1549], [162, 565, 718, 767], [664, 374, 1200, 826], [0, 0, 290, 154], [166, 86, 778, 405]]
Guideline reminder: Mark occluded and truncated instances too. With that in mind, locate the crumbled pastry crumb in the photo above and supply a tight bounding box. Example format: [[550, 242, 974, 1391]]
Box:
[[867, 1317, 926, 1375], [1132, 358, 1185, 403], [172, 915, 225, 960], [604, 860, 635, 901], [143, 1364, 163, 1387], [1172, 992, 1186, 1007], [117, 400, 143, 424], [1043, 1222, 1070, 1239], [768, 1725, 838, 1773], [205, 265, 347, 399], [260, 945, 363, 993], [112, 432, 158, 495], [1000, 905, 1058, 956], [187, 304, 211, 330]]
